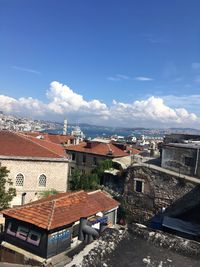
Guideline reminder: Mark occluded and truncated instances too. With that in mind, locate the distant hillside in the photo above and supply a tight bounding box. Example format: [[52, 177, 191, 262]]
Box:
[[1, 111, 200, 136]]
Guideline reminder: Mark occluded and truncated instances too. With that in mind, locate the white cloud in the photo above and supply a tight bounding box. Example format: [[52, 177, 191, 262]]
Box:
[[0, 95, 47, 116], [107, 74, 130, 81], [0, 81, 199, 128], [116, 74, 129, 80], [135, 76, 154, 81], [143, 34, 169, 44], [47, 81, 108, 118], [110, 96, 198, 126], [164, 94, 200, 107], [163, 94, 200, 116], [11, 66, 41, 75]]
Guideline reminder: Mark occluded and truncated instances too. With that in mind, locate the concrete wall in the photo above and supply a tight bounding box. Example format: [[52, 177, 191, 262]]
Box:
[[161, 146, 198, 177], [164, 134, 200, 144], [123, 165, 195, 223], [0, 159, 68, 206]]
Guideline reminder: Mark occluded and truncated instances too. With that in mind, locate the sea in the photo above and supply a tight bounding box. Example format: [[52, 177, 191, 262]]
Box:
[[44, 126, 164, 139]]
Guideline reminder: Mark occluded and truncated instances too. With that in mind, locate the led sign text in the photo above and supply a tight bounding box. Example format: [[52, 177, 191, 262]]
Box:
[[7, 222, 41, 246]]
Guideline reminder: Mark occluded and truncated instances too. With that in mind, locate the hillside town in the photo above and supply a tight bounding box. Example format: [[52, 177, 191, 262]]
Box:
[[0, 111, 62, 132], [1, 1, 200, 266], [0, 118, 200, 266]]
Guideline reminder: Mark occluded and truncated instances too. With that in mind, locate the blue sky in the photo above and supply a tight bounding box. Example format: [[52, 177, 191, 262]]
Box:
[[1, 0, 200, 128]]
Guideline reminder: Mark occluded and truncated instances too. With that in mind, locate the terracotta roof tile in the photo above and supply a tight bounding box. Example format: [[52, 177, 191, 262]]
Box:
[[0, 131, 67, 159], [66, 141, 128, 158], [23, 132, 74, 145], [2, 191, 119, 230]]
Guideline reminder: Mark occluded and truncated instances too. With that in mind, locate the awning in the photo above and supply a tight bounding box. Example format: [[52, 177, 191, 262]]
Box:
[[163, 216, 200, 236]]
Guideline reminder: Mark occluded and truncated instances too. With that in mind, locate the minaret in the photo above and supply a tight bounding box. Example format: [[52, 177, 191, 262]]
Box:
[[63, 119, 68, 135]]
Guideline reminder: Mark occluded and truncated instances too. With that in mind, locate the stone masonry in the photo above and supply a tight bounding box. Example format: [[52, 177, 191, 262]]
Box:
[[123, 164, 195, 223], [1, 158, 68, 206]]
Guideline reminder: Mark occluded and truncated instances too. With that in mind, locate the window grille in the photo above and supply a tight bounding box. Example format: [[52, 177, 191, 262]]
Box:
[[38, 174, 47, 187], [15, 173, 24, 187]]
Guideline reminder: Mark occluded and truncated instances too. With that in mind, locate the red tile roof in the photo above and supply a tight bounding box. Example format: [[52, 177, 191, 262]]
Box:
[[22, 132, 74, 145], [0, 131, 67, 159], [66, 141, 129, 158], [125, 147, 140, 155], [2, 191, 119, 230]]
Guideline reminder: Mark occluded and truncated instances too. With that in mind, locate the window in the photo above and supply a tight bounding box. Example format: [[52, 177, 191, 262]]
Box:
[[15, 173, 24, 187], [185, 157, 194, 167], [82, 155, 86, 164], [70, 167, 75, 175], [71, 153, 76, 161], [134, 179, 144, 193], [93, 157, 97, 166], [38, 174, 46, 187], [72, 224, 80, 238], [21, 192, 26, 205]]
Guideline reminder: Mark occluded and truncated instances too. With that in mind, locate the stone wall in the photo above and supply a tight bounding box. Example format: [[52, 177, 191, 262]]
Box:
[[1, 158, 68, 206], [123, 165, 195, 223]]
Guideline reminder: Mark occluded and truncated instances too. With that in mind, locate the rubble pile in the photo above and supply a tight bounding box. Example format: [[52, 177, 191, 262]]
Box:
[[76, 227, 127, 267]]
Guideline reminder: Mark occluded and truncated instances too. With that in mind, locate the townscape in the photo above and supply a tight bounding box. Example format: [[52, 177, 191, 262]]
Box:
[[0, 116, 200, 266], [1, 1, 200, 266]]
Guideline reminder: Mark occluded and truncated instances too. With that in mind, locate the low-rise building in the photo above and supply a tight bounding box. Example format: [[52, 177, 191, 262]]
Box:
[[161, 143, 200, 177], [0, 131, 69, 206], [124, 164, 199, 223], [164, 133, 200, 144], [65, 140, 130, 175], [1, 190, 119, 261]]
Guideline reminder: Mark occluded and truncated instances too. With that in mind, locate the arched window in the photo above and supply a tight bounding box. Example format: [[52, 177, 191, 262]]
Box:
[[38, 174, 46, 187], [15, 173, 24, 187]]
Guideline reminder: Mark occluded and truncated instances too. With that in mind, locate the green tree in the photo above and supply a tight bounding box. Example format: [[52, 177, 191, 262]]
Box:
[[70, 168, 82, 190], [70, 159, 113, 191], [40, 188, 59, 198], [0, 166, 16, 210]]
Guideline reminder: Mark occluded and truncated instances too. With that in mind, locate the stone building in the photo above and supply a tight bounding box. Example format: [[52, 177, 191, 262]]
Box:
[[123, 164, 199, 223], [65, 140, 131, 175], [0, 131, 69, 206]]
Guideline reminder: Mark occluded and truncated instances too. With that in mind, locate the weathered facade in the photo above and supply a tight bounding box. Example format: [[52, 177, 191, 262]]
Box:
[[0, 131, 69, 207], [66, 140, 130, 176], [68, 151, 109, 175], [2, 191, 119, 260], [161, 144, 200, 178], [123, 165, 195, 223], [2, 158, 68, 206], [164, 133, 200, 144]]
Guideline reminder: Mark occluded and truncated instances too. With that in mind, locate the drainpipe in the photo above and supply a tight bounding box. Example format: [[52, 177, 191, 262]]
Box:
[[194, 148, 199, 176]]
